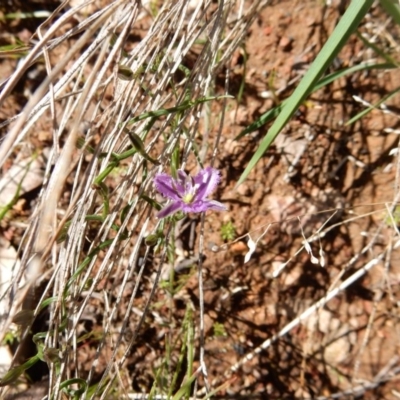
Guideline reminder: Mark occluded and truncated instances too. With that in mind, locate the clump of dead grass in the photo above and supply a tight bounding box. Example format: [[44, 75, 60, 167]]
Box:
[[0, 0, 267, 398]]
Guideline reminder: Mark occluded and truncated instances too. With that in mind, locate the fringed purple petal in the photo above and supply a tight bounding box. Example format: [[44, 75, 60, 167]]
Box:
[[173, 170, 188, 194], [182, 199, 226, 213], [194, 167, 221, 200], [177, 170, 188, 185], [154, 173, 182, 200], [180, 202, 205, 213], [157, 201, 183, 218], [202, 199, 227, 211]]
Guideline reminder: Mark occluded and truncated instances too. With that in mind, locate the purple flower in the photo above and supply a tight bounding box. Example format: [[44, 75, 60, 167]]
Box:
[[154, 167, 227, 218]]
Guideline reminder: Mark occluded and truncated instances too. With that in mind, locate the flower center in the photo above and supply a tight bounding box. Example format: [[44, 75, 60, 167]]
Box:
[[182, 192, 195, 204]]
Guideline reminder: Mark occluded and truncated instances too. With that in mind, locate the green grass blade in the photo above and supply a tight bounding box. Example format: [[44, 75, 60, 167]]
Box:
[[237, 0, 374, 186], [356, 31, 399, 66], [346, 85, 400, 125], [236, 62, 396, 139], [124, 96, 225, 125], [171, 370, 199, 400], [313, 62, 396, 88], [0, 355, 40, 386], [380, 0, 400, 26], [59, 378, 87, 397]]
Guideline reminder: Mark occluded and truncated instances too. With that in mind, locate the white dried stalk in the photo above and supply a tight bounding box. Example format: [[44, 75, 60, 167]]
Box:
[[227, 243, 395, 374]]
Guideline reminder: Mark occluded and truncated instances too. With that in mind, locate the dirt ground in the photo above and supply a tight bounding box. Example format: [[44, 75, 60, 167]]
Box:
[[1, 0, 400, 399]]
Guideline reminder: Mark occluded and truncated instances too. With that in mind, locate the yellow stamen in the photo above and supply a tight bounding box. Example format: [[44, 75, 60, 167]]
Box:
[[182, 193, 195, 204]]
